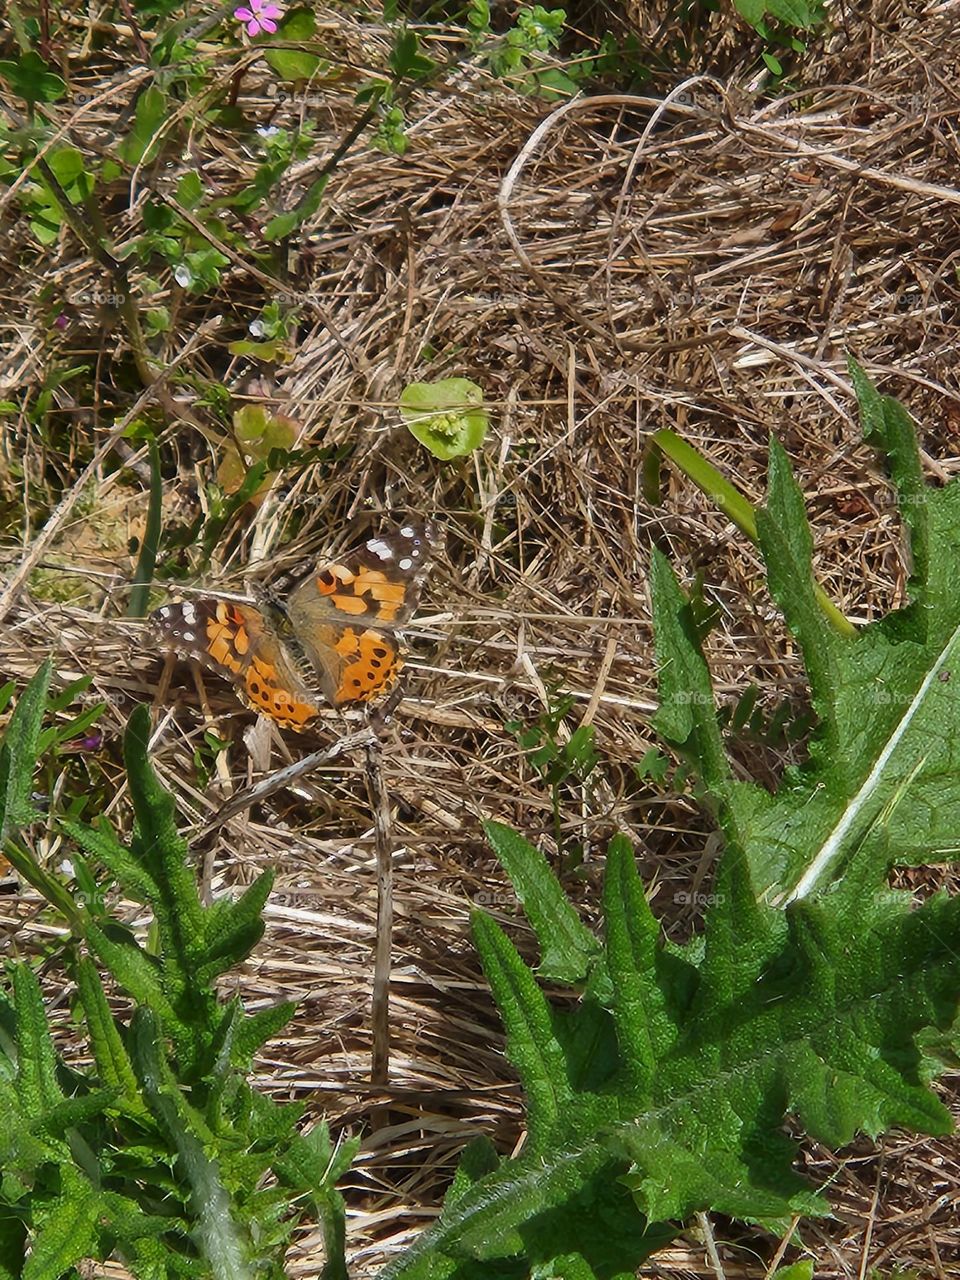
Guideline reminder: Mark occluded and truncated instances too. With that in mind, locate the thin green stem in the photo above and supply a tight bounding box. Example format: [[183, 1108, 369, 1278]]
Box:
[[36, 155, 157, 388], [3, 836, 84, 928], [127, 435, 163, 617], [649, 429, 857, 639]]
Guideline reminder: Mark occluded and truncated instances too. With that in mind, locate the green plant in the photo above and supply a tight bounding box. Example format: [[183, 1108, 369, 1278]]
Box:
[[0, 1, 438, 400], [0, 664, 355, 1278], [380, 362, 960, 1278], [506, 692, 598, 864], [216, 403, 298, 505], [399, 377, 489, 460], [127, 434, 163, 618], [192, 728, 231, 790], [4, 364, 947, 1278], [772, 1264, 814, 1280], [262, 7, 326, 80]]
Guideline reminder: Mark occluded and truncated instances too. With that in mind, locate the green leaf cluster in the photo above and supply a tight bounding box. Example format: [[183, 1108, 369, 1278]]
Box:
[[383, 363, 960, 1280], [0, 51, 66, 105], [0, 673, 355, 1279], [735, 0, 825, 33]]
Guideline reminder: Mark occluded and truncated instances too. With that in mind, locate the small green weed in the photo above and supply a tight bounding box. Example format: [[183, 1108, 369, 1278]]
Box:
[[507, 690, 599, 865], [399, 377, 489, 460]]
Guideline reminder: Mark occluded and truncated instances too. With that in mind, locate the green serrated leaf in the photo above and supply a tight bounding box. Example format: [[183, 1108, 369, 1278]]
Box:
[[75, 957, 150, 1119], [34, 1087, 120, 1137], [446, 1136, 500, 1207], [649, 550, 732, 800], [471, 909, 575, 1150], [756, 435, 846, 768], [84, 924, 180, 1029], [131, 1010, 248, 1279], [0, 660, 52, 837], [12, 964, 63, 1116], [22, 1168, 103, 1280], [601, 836, 677, 1091], [849, 356, 929, 592], [483, 821, 599, 981], [231, 1001, 295, 1067], [202, 871, 274, 961], [61, 817, 156, 903]]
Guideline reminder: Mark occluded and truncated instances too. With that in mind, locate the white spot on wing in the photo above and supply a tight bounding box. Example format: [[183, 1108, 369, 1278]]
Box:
[[182, 631, 195, 642], [399, 557, 414, 571], [181, 601, 198, 624], [367, 538, 394, 560], [400, 525, 416, 538]]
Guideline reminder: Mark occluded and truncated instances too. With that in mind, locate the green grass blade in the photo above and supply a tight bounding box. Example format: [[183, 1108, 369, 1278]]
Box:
[[650, 429, 855, 638]]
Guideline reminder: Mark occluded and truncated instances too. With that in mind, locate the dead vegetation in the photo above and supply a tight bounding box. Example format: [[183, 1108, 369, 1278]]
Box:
[[2, 0, 960, 1273]]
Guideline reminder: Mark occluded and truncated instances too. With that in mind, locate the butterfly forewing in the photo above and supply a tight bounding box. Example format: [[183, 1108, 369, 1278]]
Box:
[[285, 521, 439, 706]]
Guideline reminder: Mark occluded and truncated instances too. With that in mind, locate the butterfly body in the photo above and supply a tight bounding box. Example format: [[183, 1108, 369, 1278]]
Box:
[[153, 521, 438, 730]]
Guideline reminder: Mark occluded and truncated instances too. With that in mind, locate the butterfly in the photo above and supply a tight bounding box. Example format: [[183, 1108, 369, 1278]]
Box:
[[152, 521, 440, 730]]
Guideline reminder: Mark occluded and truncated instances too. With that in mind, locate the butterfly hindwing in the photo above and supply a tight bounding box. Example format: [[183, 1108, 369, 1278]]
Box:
[[153, 599, 323, 729]]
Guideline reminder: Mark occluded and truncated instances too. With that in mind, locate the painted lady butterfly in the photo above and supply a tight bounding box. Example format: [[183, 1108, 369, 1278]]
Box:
[[153, 521, 440, 730]]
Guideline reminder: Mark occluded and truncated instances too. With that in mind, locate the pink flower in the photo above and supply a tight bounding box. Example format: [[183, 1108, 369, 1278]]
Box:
[[234, 0, 283, 35]]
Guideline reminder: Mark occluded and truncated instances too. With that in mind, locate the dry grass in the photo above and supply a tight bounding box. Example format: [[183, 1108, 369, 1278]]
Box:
[[2, 0, 960, 1273]]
